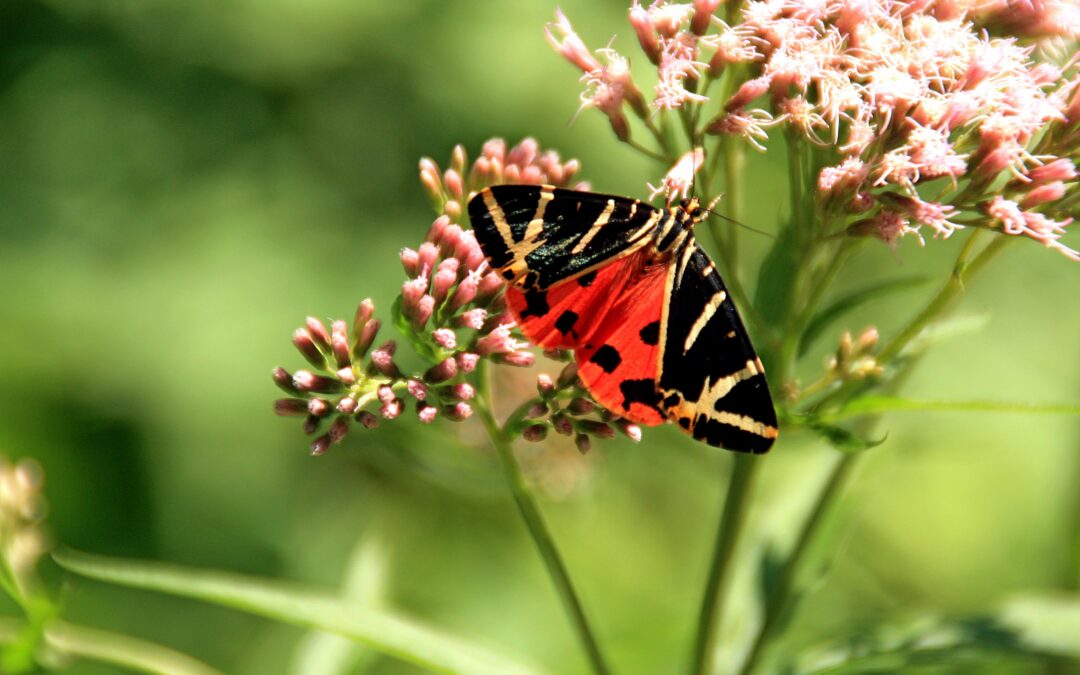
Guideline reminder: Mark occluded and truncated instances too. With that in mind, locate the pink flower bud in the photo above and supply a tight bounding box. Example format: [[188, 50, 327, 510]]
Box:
[[432, 261, 459, 304], [400, 247, 421, 277], [451, 144, 467, 176], [353, 299, 375, 336], [294, 370, 344, 394], [356, 411, 379, 429], [417, 241, 440, 274], [726, 76, 770, 111], [274, 398, 308, 416], [413, 295, 435, 330], [629, 2, 661, 64], [380, 398, 403, 420], [406, 379, 427, 401], [308, 398, 332, 417], [432, 328, 457, 349], [303, 415, 321, 435], [425, 357, 458, 383], [453, 307, 487, 330], [401, 277, 429, 316], [417, 404, 438, 424], [691, 0, 719, 34], [527, 402, 549, 418], [448, 383, 475, 401], [443, 169, 464, 200], [272, 367, 299, 394], [449, 273, 480, 310], [331, 320, 350, 368], [558, 362, 579, 388], [568, 398, 595, 415], [370, 341, 401, 378], [336, 367, 356, 384], [443, 402, 473, 421], [537, 373, 555, 395], [482, 138, 507, 164], [575, 433, 592, 454], [523, 425, 549, 442], [552, 413, 573, 436], [579, 420, 616, 439], [545, 9, 602, 73], [455, 230, 483, 267], [1027, 159, 1076, 184], [329, 417, 349, 444], [305, 317, 332, 350], [1021, 181, 1066, 208], [337, 397, 357, 414], [354, 318, 381, 360], [477, 271, 505, 300], [616, 420, 643, 442], [456, 352, 479, 373], [377, 384, 396, 404], [496, 350, 535, 367], [310, 434, 332, 456], [292, 329, 327, 369]]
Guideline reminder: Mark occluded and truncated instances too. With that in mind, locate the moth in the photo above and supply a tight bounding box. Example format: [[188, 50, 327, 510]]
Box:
[[468, 185, 778, 453]]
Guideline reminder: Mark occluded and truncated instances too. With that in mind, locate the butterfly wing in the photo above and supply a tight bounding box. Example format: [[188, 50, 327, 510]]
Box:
[[657, 241, 779, 453], [468, 185, 660, 290]]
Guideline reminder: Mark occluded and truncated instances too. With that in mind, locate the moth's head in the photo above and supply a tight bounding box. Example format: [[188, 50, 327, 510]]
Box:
[[677, 194, 722, 226]]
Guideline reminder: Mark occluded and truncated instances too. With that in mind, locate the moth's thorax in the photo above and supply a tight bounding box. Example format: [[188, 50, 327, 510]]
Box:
[[651, 199, 705, 255]]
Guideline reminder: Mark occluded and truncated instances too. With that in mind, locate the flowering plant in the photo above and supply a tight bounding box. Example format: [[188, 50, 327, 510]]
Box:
[[22, 2, 1078, 675]]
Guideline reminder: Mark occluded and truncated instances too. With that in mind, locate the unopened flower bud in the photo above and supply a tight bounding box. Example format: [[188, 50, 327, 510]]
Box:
[[568, 398, 595, 415], [575, 433, 592, 454], [552, 413, 573, 436], [417, 240, 440, 272], [413, 295, 436, 329], [527, 401, 549, 418], [557, 362, 579, 388], [1021, 181, 1066, 208], [370, 341, 400, 377], [305, 317, 332, 350], [425, 357, 458, 383], [400, 248, 421, 277], [456, 352, 479, 373], [336, 367, 356, 384], [453, 307, 487, 330], [523, 424, 549, 442], [856, 327, 879, 352], [579, 420, 616, 439], [329, 417, 349, 443], [449, 273, 480, 310], [432, 328, 457, 350], [432, 260, 460, 303], [401, 278, 429, 316], [407, 379, 428, 401], [355, 318, 381, 359], [308, 398, 332, 417], [311, 434, 332, 456], [294, 370, 344, 394], [417, 404, 438, 424], [380, 398, 403, 419], [356, 410, 379, 429], [444, 169, 464, 200], [477, 272, 505, 300], [451, 144, 467, 176], [303, 415, 321, 435], [337, 397, 358, 414], [726, 76, 770, 112], [448, 383, 475, 401], [377, 384, 396, 404], [331, 320, 351, 368], [443, 402, 473, 421], [615, 419, 643, 442], [536, 373, 555, 395], [353, 298, 375, 333], [1027, 159, 1076, 185], [292, 329, 327, 369], [691, 0, 719, 34], [274, 398, 308, 416], [272, 367, 299, 393], [496, 350, 535, 367], [629, 3, 661, 64]]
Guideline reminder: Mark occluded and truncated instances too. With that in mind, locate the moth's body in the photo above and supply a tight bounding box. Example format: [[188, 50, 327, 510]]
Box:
[[469, 184, 778, 453]]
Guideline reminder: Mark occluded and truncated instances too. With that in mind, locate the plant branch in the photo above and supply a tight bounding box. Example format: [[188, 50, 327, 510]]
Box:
[[474, 362, 612, 675]]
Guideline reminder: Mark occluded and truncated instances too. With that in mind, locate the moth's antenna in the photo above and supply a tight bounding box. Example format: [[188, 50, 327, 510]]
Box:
[[702, 197, 776, 240]]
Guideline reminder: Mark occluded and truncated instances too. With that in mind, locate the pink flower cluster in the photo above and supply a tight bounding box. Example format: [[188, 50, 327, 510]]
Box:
[[548, 1, 1078, 259]]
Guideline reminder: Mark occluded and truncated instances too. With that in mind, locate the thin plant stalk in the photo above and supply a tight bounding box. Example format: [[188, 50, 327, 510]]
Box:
[[474, 362, 612, 675]]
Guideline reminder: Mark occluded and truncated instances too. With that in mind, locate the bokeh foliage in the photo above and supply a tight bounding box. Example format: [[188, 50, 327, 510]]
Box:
[[1, 0, 1077, 673]]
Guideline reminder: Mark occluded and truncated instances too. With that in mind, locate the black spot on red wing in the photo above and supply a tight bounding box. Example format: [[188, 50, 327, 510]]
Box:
[[555, 310, 579, 335], [578, 271, 598, 287], [619, 378, 661, 411], [523, 271, 540, 288], [519, 290, 550, 320], [639, 321, 660, 346], [589, 345, 622, 373]]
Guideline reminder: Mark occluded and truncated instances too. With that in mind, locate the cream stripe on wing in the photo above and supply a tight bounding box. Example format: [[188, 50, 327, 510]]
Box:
[[683, 290, 727, 352], [481, 189, 516, 251], [571, 198, 616, 254]]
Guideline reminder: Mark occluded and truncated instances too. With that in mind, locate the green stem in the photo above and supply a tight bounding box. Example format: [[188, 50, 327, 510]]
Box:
[[43, 620, 225, 675], [474, 363, 611, 675], [739, 454, 860, 675], [689, 454, 762, 675]]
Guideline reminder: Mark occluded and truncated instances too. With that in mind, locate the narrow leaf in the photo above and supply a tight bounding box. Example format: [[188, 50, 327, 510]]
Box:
[[54, 548, 542, 675], [800, 276, 932, 356], [805, 419, 887, 453], [832, 396, 1080, 421]]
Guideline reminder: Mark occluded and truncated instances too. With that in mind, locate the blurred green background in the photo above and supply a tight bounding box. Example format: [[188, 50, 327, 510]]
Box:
[[1, 1, 1077, 673]]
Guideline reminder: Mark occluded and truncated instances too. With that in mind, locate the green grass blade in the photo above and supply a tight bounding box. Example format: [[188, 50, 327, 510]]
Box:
[[833, 395, 1080, 421], [54, 548, 543, 675], [800, 276, 932, 356]]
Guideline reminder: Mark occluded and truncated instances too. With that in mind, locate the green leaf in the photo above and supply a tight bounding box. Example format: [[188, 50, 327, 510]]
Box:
[[391, 295, 440, 363], [793, 594, 1080, 674], [54, 548, 543, 675], [800, 276, 932, 356], [831, 396, 1080, 421], [898, 312, 990, 358], [754, 223, 798, 325]]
